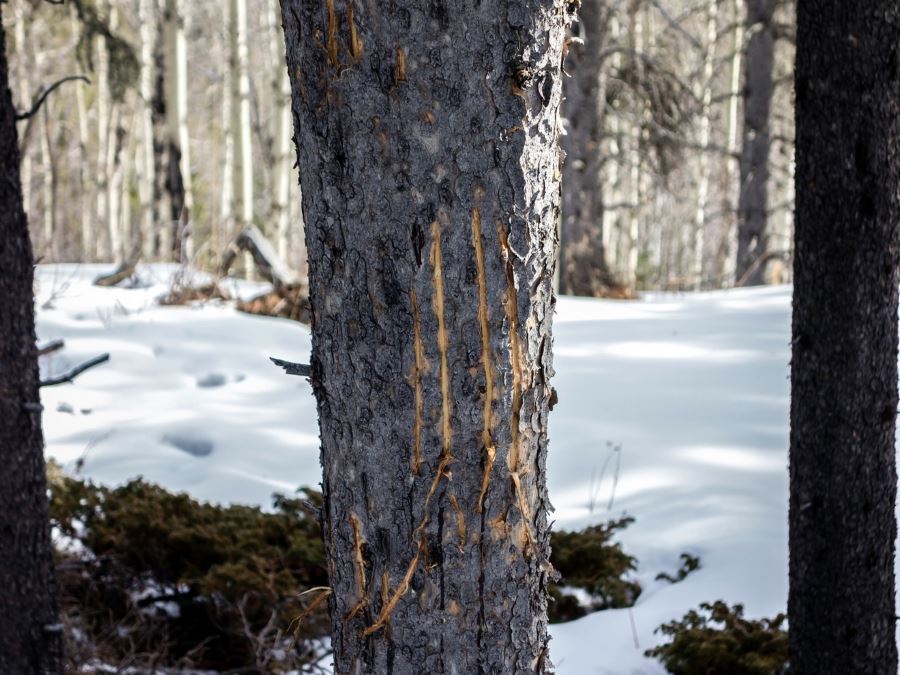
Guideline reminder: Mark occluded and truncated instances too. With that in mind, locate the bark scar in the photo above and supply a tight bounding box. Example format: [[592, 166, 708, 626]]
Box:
[[346, 512, 369, 620], [409, 290, 425, 474], [473, 207, 497, 513], [364, 221, 455, 636]]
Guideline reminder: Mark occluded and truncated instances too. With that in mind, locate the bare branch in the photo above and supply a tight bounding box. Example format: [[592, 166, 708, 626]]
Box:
[[40, 354, 110, 387], [16, 75, 91, 121]]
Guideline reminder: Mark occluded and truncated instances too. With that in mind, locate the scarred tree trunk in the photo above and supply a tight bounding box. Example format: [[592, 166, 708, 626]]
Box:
[[735, 0, 773, 285], [790, 2, 900, 672], [282, 1, 569, 671], [559, 0, 618, 297], [0, 11, 64, 672]]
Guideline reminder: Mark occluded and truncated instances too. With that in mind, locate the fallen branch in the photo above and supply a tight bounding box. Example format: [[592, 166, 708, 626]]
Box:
[[270, 357, 311, 378], [40, 354, 110, 387], [94, 244, 141, 287]]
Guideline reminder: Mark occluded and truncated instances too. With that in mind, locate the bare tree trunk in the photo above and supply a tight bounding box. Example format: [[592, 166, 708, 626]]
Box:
[[171, 0, 193, 260], [219, 0, 237, 252], [622, 0, 643, 290], [559, 0, 618, 297], [39, 98, 55, 260], [236, 0, 253, 231], [0, 11, 64, 671], [139, 0, 157, 261], [96, 0, 111, 261], [282, 0, 569, 670], [719, 0, 744, 286], [735, 0, 774, 285], [790, 2, 900, 672], [14, 1, 32, 220], [691, 0, 718, 290], [270, 0, 292, 262]]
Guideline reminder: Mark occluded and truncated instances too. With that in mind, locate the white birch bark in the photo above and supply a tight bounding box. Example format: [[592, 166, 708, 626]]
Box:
[[138, 0, 156, 260]]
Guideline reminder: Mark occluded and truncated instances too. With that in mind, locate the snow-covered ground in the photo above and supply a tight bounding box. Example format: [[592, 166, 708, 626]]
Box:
[[35, 264, 792, 674]]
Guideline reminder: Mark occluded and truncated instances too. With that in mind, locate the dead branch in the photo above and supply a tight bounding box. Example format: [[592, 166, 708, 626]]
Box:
[[40, 354, 110, 387], [270, 357, 311, 378]]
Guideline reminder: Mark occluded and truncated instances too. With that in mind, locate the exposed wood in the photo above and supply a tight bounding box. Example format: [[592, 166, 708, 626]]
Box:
[[220, 225, 302, 290]]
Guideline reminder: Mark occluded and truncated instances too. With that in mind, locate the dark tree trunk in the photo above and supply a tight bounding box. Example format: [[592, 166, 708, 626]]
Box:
[[559, 0, 618, 297], [0, 11, 64, 674], [282, 1, 569, 671], [735, 0, 774, 285], [789, 2, 900, 673]]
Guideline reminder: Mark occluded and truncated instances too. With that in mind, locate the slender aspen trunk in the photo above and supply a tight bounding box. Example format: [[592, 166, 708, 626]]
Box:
[[720, 0, 744, 285], [735, 0, 774, 285], [282, 0, 569, 670], [220, 1, 236, 251], [0, 10, 64, 670], [139, 0, 156, 260], [95, 0, 111, 261], [790, 2, 900, 672], [39, 100, 55, 260], [269, 0, 292, 261], [13, 2, 31, 219], [236, 0, 253, 230], [622, 0, 643, 290], [692, 0, 718, 290], [172, 0, 193, 260]]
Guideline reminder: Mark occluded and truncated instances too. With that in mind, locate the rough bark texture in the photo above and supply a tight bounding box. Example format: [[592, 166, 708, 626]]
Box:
[[282, 1, 568, 671], [735, 0, 773, 285], [0, 12, 64, 673], [789, 2, 900, 673], [559, 0, 618, 297]]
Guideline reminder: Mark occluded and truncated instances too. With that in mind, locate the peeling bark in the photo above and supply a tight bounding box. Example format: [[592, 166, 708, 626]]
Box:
[[282, 1, 569, 671]]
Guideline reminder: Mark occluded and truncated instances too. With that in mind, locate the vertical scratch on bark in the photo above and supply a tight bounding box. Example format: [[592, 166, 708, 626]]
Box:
[[473, 207, 497, 513], [409, 290, 425, 474], [498, 221, 534, 552], [346, 3, 363, 62], [497, 221, 523, 472], [364, 221, 455, 636], [395, 47, 407, 85], [324, 0, 340, 67], [431, 220, 452, 458], [449, 494, 466, 551], [346, 512, 368, 619]]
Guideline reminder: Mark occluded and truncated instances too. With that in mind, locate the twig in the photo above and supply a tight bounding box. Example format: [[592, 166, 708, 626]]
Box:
[[40, 353, 110, 387], [270, 357, 311, 377], [16, 75, 90, 121]]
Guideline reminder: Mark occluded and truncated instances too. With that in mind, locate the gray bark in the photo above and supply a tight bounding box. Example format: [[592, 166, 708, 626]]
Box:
[[281, 1, 569, 671], [559, 0, 619, 297], [790, 1, 900, 672], [0, 9, 64, 671], [735, 0, 774, 285]]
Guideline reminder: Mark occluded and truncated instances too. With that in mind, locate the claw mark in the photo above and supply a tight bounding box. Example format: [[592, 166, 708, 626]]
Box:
[[449, 494, 466, 551], [472, 208, 497, 512], [346, 512, 368, 620], [431, 220, 452, 458], [364, 221, 455, 636], [324, 0, 339, 67], [410, 290, 425, 473], [395, 47, 407, 85], [498, 221, 534, 553], [347, 3, 363, 62]]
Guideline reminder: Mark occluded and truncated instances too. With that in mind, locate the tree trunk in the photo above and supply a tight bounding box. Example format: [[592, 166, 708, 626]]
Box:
[[219, 0, 236, 252], [270, 0, 292, 262], [789, 2, 900, 672], [0, 11, 64, 672], [236, 0, 253, 230], [559, 0, 618, 297], [735, 0, 773, 285], [718, 0, 744, 286], [691, 0, 718, 290], [281, 1, 569, 671], [169, 0, 193, 260], [95, 0, 111, 261], [14, 1, 32, 220], [138, 0, 157, 261]]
